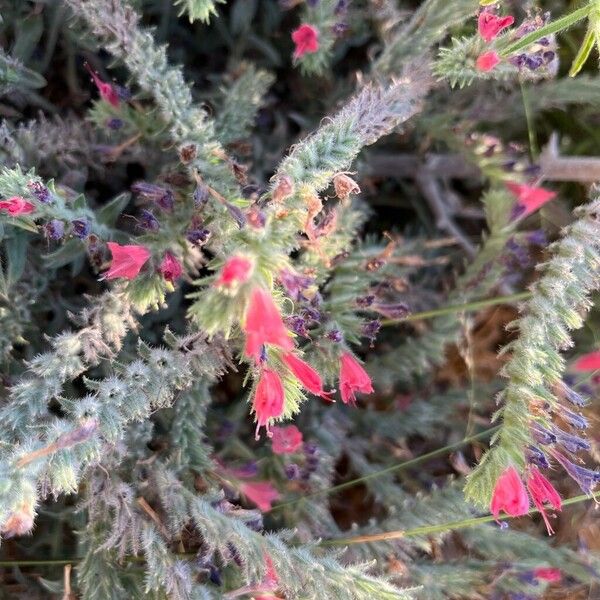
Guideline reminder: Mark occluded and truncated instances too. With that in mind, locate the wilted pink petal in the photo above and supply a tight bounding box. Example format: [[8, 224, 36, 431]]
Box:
[[271, 425, 303, 454], [240, 481, 280, 512]]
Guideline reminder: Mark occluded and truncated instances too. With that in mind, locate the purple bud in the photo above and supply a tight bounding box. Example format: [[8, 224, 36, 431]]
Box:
[[332, 22, 349, 35], [553, 428, 590, 453], [193, 185, 210, 208], [302, 307, 321, 322], [526, 445, 549, 469], [209, 566, 222, 586], [327, 330, 343, 343], [138, 209, 160, 231], [373, 302, 411, 319], [56, 419, 98, 450], [225, 202, 246, 228], [106, 118, 124, 130], [561, 406, 588, 430], [186, 227, 210, 246], [285, 464, 301, 480], [362, 319, 381, 344], [286, 315, 309, 337], [552, 450, 600, 495], [356, 295, 375, 308], [157, 190, 174, 211], [334, 0, 348, 13], [279, 270, 314, 302], [527, 230, 547, 246], [525, 55, 544, 70], [543, 51, 555, 63], [115, 85, 131, 101], [304, 442, 318, 456], [44, 219, 65, 240], [27, 180, 51, 203], [532, 426, 556, 445], [509, 54, 528, 68], [564, 386, 587, 407], [71, 218, 91, 239]]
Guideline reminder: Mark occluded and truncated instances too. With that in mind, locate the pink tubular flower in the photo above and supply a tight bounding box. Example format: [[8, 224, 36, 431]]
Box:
[[214, 255, 253, 287], [0, 196, 35, 216], [84, 62, 120, 107], [490, 466, 530, 519], [573, 350, 600, 372], [271, 425, 303, 454], [339, 352, 374, 406], [282, 352, 333, 400], [476, 51, 500, 72], [292, 24, 319, 59], [240, 481, 280, 512], [533, 567, 562, 583], [478, 11, 515, 43], [506, 182, 557, 218], [526, 467, 562, 535], [243, 288, 294, 360], [103, 242, 151, 280], [253, 368, 285, 438], [159, 251, 182, 283]]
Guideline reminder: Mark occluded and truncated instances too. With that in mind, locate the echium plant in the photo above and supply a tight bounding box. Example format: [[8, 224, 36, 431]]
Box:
[[3, 0, 600, 598]]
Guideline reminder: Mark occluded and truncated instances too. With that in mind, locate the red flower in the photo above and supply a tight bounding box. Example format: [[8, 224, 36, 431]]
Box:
[[282, 352, 333, 400], [271, 425, 303, 454], [243, 288, 294, 360], [292, 24, 319, 59], [476, 51, 500, 72], [253, 368, 285, 438], [84, 62, 120, 107], [0, 196, 35, 216], [339, 352, 374, 406], [533, 567, 562, 583], [490, 466, 530, 519], [478, 11, 515, 43], [240, 481, 280, 512], [159, 251, 182, 283], [573, 350, 600, 372], [214, 255, 253, 287], [506, 182, 556, 218], [103, 242, 151, 280], [526, 467, 562, 535]]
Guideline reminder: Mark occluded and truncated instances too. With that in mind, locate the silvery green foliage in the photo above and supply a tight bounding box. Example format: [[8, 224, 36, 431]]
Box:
[[214, 65, 275, 146], [466, 194, 600, 506], [174, 0, 225, 23], [0, 48, 46, 96]]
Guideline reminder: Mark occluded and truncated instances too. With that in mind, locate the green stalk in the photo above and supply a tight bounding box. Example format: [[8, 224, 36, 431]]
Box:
[[499, 4, 591, 57], [381, 291, 532, 327], [268, 426, 499, 512]]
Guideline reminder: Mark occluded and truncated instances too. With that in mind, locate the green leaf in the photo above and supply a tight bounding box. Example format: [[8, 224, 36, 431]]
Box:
[[569, 27, 595, 77], [499, 4, 591, 58], [43, 238, 85, 269], [97, 192, 130, 227], [4, 229, 29, 287]]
